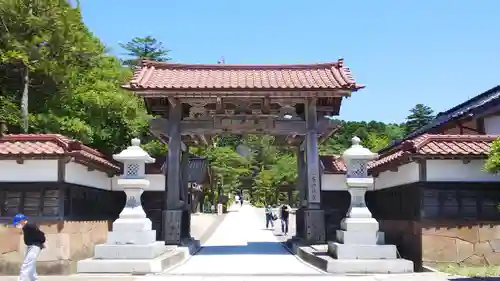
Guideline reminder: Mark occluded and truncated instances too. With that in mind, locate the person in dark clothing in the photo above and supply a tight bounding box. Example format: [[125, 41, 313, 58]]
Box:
[[13, 214, 45, 281], [279, 204, 290, 236], [264, 205, 275, 229]]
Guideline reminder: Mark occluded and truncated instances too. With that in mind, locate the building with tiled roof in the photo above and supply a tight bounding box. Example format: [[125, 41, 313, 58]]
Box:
[[125, 59, 364, 92], [0, 131, 212, 274], [319, 85, 500, 270]]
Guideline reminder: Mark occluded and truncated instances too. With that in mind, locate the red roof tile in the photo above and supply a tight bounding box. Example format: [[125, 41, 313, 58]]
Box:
[[125, 59, 364, 91], [320, 155, 347, 174], [321, 134, 498, 175], [370, 134, 498, 172], [0, 134, 119, 172]]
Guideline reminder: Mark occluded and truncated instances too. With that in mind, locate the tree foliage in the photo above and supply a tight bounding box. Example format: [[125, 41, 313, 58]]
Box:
[[0, 1, 419, 206], [404, 104, 435, 135], [0, 0, 161, 155], [484, 138, 500, 173], [119, 36, 171, 68]]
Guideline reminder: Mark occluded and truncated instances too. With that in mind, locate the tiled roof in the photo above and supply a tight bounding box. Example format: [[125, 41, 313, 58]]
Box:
[[125, 59, 364, 91], [370, 134, 498, 172], [380, 85, 500, 153], [321, 134, 498, 175], [320, 155, 347, 174], [0, 134, 119, 172]]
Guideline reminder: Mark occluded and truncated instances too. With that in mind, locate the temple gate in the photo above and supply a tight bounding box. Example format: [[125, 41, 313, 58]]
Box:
[[123, 59, 363, 245]]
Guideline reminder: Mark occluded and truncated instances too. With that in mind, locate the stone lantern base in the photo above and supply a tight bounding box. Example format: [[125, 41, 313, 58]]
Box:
[[326, 217, 414, 273], [326, 189, 414, 274], [77, 180, 181, 274]]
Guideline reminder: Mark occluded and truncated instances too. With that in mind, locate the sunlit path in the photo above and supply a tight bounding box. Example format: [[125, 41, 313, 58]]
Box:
[[167, 204, 323, 276]]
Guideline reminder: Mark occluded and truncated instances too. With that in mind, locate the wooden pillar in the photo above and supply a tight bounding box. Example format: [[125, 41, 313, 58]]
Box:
[[287, 190, 293, 205], [297, 147, 306, 206], [180, 148, 191, 240], [275, 188, 280, 205], [163, 100, 183, 245], [302, 97, 325, 244]]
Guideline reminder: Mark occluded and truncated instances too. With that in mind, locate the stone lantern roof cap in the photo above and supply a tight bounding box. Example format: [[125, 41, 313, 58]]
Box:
[[342, 136, 378, 161], [113, 138, 155, 163]]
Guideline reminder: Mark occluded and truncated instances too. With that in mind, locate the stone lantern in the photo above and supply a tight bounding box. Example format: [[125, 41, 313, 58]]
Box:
[[342, 136, 378, 219], [112, 138, 154, 221], [77, 138, 170, 274], [327, 136, 413, 274]]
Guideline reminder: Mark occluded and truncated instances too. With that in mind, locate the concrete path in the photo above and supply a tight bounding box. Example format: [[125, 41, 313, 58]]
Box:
[[166, 204, 324, 276]]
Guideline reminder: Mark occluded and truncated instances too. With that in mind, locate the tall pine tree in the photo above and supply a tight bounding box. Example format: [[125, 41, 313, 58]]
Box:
[[404, 104, 435, 135]]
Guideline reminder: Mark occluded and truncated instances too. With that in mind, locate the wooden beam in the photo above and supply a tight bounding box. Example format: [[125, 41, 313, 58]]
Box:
[[262, 97, 271, 114], [300, 119, 341, 150], [168, 97, 179, 107], [216, 97, 224, 114], [198, 134, 209, 146], [149, 120, 187, 151], [189, 134, 199, 145], [318, 126, 341, 144]]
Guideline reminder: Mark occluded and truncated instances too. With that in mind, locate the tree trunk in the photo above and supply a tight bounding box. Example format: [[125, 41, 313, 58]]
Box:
[[21, 65, 29, 133]]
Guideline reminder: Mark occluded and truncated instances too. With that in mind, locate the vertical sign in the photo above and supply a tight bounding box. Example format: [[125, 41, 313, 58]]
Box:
[[308, 172, 320, 203]]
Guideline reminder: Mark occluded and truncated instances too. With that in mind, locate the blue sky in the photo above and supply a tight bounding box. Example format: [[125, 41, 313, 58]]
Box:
[[81, 0, 499, 123]]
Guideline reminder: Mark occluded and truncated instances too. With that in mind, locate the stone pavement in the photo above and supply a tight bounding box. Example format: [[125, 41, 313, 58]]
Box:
[[254, 206, 297, 242], [0, 204, 480, 280], [165, 203, 324, 276]]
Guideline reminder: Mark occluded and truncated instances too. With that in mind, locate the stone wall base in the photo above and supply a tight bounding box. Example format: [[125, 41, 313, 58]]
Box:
[[0, 220, 111, 275], [378, 219, 500, 270]]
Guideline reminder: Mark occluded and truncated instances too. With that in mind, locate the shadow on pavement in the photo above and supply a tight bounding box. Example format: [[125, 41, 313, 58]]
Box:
[[197, 242, 289, 255]]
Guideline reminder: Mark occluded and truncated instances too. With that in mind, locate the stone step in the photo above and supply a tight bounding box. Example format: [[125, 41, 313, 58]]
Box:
[[94, 242, 167, 259], [327, 242, 397, 259], [340, 217, 379, 232], [112, 218, 153, 232], [326, 259, 414, 274], [77, 249, 184, 274], [107, 230, 157, 245], [336, 230, 385, 244]]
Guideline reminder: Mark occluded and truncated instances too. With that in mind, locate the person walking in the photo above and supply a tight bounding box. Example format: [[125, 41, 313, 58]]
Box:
[[13, 214, 46, 281], [265, 205, 275, 229], [279, 204, 290, 236]]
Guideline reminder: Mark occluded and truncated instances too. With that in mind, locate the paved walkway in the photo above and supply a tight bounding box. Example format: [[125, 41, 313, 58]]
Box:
[[166, 204, 324, 276]]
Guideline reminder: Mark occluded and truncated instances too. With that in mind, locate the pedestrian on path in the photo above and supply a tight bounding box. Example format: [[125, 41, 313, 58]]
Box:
[[279, 204, 290, 236], [265, 205, 275, 229], [13, 214, 45, 281]]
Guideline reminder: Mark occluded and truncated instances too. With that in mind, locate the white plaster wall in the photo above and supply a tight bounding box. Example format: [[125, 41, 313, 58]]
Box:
[[426, 159, 500, 182], [321, 174, 348, 191], [64, 161, 111, 190], [111, 174, 165, 191], [373, 162, 420, 190], [484, 115, 500, 135], [0, 160, 58, 182]]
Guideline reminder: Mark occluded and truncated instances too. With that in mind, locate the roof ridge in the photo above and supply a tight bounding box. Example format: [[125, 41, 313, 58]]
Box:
[[0, 133, 109, 160], [140, 58, 345, 70], [1, 134, 71, 150]]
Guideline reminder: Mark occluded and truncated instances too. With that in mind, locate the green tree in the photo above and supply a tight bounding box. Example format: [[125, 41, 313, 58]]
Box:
[[404, 104, 435, 135], [254, 169, 274, 205], [364, 132, 390, 152], [205, 146, 251, 197], [484, 138, 500, 173], [119, 36, 171, 67], [0, 0, 160, 155]]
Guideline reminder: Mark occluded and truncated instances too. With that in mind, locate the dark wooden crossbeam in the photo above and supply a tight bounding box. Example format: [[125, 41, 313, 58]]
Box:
[[150, 117, 339, 136]]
